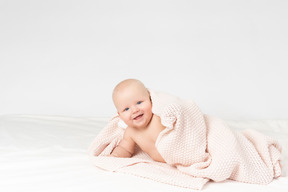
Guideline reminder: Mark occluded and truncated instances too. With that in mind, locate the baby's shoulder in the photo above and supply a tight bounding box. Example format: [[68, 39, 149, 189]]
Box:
[[152, 114, 161, 121], [150, 114, 166, 129], [122, 126, 137, 141]]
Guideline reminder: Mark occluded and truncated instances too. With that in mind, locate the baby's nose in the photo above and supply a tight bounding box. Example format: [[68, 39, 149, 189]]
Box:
[[132, 106, 140, 113]]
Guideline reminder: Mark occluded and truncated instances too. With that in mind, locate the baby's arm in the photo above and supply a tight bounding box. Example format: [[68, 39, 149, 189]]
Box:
[[110, 129, 135, 158]]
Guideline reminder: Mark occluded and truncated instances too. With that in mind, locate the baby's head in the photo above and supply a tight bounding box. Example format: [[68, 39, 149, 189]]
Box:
[[112, 79, 153, 129]]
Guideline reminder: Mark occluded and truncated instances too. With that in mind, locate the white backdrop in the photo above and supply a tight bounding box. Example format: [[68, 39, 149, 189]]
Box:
[[1, 0, 287, 119]]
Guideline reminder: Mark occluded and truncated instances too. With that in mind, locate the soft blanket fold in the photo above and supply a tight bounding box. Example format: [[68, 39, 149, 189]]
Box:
[[88, 90, 282, 190]]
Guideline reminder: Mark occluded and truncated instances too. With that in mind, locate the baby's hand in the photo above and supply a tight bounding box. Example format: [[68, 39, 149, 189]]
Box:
[[110, 144, 133, 158]]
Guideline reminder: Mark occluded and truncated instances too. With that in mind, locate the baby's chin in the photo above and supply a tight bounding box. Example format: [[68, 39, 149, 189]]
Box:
[[129, 122, 147, 130], [125, 120, 146, 130], [134, 116, 153, 129]]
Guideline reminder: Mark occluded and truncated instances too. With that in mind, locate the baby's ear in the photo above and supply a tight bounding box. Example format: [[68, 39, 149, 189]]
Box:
[[146, 88, 150, 94], [146, 89, 152, 101]]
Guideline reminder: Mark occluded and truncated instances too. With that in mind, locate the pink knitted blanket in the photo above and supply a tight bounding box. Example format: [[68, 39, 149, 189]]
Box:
[[88, 90, 282, 190]]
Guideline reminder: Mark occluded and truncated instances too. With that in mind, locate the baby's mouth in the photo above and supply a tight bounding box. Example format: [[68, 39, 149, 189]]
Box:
[[133, 114, 144, 120]]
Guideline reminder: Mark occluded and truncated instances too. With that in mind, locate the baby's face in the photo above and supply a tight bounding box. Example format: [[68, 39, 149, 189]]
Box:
[[114, 85, 153, 129]]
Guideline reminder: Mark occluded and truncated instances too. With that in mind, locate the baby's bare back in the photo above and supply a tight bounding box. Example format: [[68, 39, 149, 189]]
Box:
[[132, 115, 166, 162]]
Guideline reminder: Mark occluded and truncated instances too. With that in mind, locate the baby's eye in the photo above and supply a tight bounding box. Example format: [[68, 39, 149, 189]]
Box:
[[137, 101, 142, 105], [124, 108, 129, 112]]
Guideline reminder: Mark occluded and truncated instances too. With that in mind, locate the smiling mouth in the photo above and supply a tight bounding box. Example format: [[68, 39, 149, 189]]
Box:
[[133, 114, 144, 120]]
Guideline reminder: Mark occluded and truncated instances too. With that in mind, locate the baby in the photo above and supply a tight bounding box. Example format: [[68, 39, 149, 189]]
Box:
[[110, 79, 166, 162], [90, 79, 282, 187]]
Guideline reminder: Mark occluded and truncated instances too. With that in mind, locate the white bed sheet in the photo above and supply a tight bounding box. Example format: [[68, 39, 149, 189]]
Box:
[[0, 115, 287, 192]]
